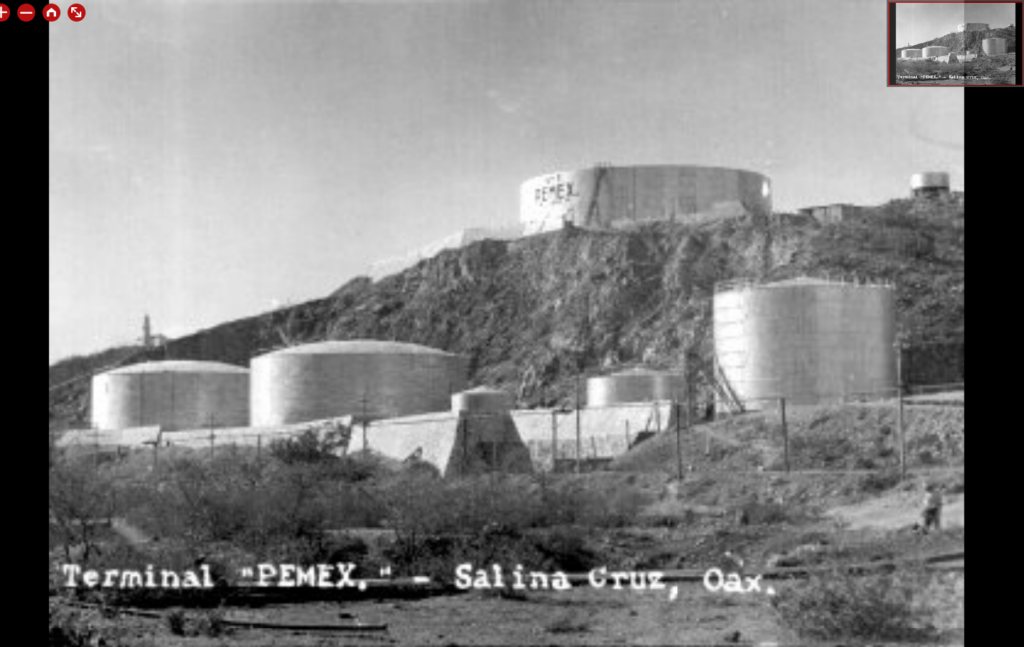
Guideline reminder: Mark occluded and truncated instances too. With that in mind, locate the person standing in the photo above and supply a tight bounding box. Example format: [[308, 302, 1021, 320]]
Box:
[[922, 485, 944, 533]]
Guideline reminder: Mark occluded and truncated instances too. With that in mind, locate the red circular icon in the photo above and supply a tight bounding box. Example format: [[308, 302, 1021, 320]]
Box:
[[43, 4, 60, 21], [67, 3, 85, 21], [17, 3, 33, 21], [0, 5, 11, 22]]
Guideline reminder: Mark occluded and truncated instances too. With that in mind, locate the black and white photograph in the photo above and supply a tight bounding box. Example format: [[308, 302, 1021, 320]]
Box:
[[49, 1, 964, 644], [891, 1, 1020, 85]]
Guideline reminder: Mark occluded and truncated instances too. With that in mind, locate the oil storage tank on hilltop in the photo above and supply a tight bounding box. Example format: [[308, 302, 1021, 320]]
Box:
[[452, 386, 514, 413], [91, 361, 250, 431], [251, 340, 468, 427], [910, 172, 950, 198], [587, 368, 685, 407], [983, 38, 1007, 55], [713, 278, 896, 409], [902, 49, 922, 58], [520, 165, 771, 235], [921, 46, 949, 58]]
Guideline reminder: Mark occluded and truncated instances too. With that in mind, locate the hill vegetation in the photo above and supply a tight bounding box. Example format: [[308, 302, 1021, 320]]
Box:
[[49, 197, 964, 431], [896, 24, 1016, 57]]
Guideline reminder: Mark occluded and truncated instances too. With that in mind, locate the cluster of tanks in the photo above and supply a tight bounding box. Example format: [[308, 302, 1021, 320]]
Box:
[[901, 38, 1006, 60], [92, 278, 898, 435], [89, 163, 925, 456]]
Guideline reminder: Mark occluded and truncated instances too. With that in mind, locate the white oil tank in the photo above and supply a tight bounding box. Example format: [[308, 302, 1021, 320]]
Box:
[[91, 360, 250, 431], [251, 340, 468, 427], [713, 277, 896, 409], [983, 38, 1007, 56], [922, 46, 950, 58]]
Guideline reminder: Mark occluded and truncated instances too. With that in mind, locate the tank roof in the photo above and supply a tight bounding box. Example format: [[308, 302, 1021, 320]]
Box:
[[603, 367, 681, 377], [103, 360, 249, 375], [258, 339, 458, 357], [455, 386, 510, 396]]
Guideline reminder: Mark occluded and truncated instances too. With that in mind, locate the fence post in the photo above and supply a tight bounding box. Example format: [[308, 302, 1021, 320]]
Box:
[[625, 420, 631, 449], [575, 374, 583, 475], [152, 430, 162, 471], [550, 410, 557, 473], [256, 434, 262, 463], [209, 428, 215, 461], [675, 400, 683, 481], [780, 397, 789, 473]]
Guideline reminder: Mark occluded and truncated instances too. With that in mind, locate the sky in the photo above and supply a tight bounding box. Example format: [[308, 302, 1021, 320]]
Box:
[[896, 1, 1015, 46], [49, 0, 965, 364]]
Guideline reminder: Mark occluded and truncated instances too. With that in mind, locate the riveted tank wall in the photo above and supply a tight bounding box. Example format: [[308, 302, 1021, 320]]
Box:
[[922, 46, 950, 58], [983, 38, 1007, 55], [713, 280, 896, 409], [251, 341, 468, 427], [586, 370, 685, 407], [91, 361, 250, 431], [452, 387, 514, 413], [519, 165, 771, 235]]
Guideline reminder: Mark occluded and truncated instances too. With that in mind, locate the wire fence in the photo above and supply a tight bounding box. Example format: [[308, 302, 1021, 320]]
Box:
[[51, 381, 964, 480]]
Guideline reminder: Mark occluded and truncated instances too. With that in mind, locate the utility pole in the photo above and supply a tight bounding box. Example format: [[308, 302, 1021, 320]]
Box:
[[896, 338, 906, 481], [780, 397, 789, 473]]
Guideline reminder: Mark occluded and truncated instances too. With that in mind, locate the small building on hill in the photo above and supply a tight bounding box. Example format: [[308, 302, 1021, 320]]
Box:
[[798, 203, 862, 225]]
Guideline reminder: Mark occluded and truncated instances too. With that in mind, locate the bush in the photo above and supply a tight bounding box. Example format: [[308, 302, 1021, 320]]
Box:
[[737, 500, 796, 525], [165, 608, 228, 638], [268, 428, 348, 464], [771, 569, 937, 642], [859, 469, 902, 494]]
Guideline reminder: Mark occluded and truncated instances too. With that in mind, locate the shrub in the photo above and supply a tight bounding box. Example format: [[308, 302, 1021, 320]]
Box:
[[532, 527, 600, 572], [737, 500, 796, 525], [771, 568, 937, 642], [859, 469, 902, 494], [268, 428, 348, 464], [165, 608, 228, 638]]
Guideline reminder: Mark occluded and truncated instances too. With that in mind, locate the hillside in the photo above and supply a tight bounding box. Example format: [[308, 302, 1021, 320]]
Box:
[[49, 198, 964, 431], [896, 25, 1016, 57]]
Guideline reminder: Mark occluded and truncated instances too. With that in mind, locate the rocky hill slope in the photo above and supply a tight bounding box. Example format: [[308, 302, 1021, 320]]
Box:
[[897, 25, 1016, 56], [49, 198, 964, 431]]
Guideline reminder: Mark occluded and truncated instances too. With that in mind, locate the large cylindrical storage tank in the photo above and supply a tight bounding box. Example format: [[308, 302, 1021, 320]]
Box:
[[922, 46, 949, 58], [452, 386, 514, 413], [983, 38, 1007, 55], [520, 165, 772, 235], [902, 49, 922, 58], [713, 278, 896, 409], [251, 340, 468, 426], [586, 368, 685, 407], [91, 361, 250, 431]]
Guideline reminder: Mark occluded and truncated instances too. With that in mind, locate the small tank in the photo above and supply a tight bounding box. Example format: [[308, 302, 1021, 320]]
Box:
[[902, 49, 922, 59], [452, 386, 514, 413]]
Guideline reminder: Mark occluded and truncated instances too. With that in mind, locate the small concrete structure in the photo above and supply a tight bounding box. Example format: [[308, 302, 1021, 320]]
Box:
[[798, 203, 862, 225]]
